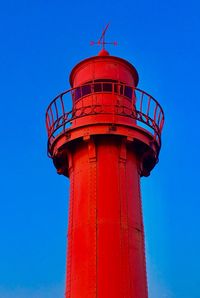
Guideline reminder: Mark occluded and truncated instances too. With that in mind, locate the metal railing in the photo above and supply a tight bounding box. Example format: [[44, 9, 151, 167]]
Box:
[[46, 82, 164, 155]]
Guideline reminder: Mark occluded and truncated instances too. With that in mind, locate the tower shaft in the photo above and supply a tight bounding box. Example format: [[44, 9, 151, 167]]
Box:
[[66, 136, 148, 298]]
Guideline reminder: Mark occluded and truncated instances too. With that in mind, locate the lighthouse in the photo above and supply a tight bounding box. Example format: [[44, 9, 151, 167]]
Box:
[[45, 29, 164, 298]]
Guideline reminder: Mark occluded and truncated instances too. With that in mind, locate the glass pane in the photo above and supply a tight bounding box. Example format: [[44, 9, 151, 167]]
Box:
[[74, 87, 81, 101], [103, 83, 112, 92], [82, 85, 91, 96], [94, 83, 102, 92], [124, 86, 133, 99]]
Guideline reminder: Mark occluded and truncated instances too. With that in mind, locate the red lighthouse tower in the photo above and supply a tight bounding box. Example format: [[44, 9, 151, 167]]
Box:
[[45, 32, 164, 298]]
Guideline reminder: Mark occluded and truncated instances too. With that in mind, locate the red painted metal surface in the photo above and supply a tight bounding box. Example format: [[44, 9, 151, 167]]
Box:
[[45, 50, 164, 298]]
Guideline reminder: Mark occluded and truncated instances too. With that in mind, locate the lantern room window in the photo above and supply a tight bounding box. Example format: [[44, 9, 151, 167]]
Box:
[[73, 79, 133, 101]]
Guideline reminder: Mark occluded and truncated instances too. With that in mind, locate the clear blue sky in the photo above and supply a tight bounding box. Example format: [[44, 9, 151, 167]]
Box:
[[0, 0, 199, 297]]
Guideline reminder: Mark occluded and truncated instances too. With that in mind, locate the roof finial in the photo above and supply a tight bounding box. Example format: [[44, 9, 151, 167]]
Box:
[[90, 23, 117, 51]]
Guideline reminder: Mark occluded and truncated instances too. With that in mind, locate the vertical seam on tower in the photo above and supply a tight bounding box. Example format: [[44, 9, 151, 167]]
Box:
[[66, 157, 74, 298], [137, 174, 149, 298], [95, 157, 98, 298], [126, 147, 132, 297], [88, 139, 97, 298], [119, 139, 130, 297], [92, 156, 97, 298], [119, 141, 122, 297]]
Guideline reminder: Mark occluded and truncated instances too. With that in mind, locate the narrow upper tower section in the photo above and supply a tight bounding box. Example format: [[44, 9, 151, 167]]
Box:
[[69, 52, 139, 88]]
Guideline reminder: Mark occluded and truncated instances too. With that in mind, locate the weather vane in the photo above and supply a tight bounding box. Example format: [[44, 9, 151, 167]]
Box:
[[90, 23, 117, 49]]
